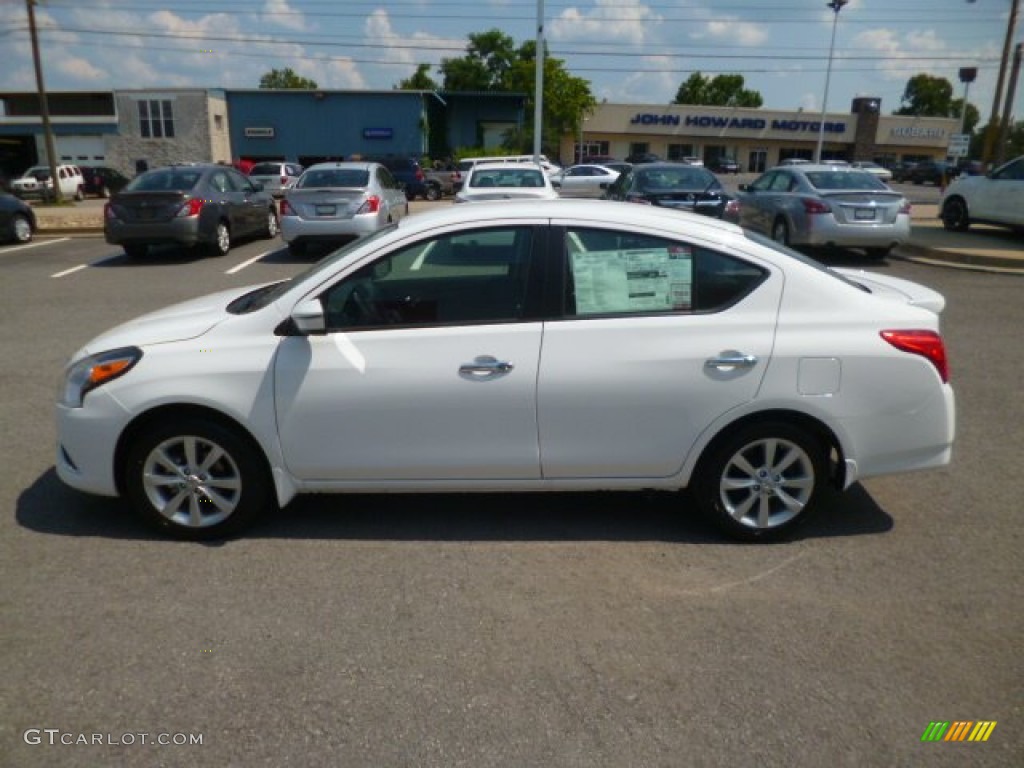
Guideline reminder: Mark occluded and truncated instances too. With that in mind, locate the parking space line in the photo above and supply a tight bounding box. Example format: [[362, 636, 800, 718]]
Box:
[[2, 237, 70, 255], [225, 250, 271, 275], [50, 254, 123, 278]]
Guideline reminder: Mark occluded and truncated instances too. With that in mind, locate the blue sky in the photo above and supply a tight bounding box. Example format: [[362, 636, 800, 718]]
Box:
[[2, 0, 1020, 121]]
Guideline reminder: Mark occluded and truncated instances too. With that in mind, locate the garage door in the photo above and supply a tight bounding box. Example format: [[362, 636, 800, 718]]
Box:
[[56, 136, 107, 164]]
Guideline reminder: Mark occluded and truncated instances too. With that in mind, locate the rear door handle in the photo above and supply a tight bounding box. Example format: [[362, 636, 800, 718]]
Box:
[[705, 354, 758, 370], [459, 356, 514, 377]]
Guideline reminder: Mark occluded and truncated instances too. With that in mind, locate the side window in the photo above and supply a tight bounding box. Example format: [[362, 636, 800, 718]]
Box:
[[229, 170, 253, 193], [564, 228, 767, 316], [378, 168, 397, 189], [769, 173, 793, 192], [321, 227, 535, 330], [210, 172, 231, 193], [749, 173, 774, 192]]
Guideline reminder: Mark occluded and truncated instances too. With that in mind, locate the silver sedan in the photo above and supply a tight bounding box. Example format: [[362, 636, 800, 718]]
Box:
[[727, 165, 910, 259], [551, 164, 621, 198], [280, 162, 409, 257]]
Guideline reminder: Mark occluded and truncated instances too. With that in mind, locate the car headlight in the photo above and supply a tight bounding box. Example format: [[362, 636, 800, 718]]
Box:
[[59, 347, 142, 408]]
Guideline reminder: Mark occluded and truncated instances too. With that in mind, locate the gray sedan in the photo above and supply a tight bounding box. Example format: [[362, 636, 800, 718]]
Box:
[[104, 164, 279, 258], [280, 162, 408, 257], [551, 164, 620, 198], [727, 165, 910, 258]]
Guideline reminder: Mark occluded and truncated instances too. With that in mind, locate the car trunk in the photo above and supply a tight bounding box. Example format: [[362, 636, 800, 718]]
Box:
[[110, 192, 190, 223], [287, 189, 368, 220], [819, 191, 905, 225]]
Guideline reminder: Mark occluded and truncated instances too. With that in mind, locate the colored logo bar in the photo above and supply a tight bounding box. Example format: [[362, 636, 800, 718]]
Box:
[[921, 721, 997, 742]]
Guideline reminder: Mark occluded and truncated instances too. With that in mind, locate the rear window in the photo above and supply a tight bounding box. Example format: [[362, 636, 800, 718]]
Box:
[[637, 167, 714, 190], [298, 169, 369, 188], [470, 168, 546, 188], [126, 170, 201, 192], [250, 163, 283, 175], [805, 171, 887, 191]]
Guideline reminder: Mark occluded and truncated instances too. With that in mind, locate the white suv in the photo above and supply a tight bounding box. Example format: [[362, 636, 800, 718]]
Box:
[[12, 164, 85, 201]]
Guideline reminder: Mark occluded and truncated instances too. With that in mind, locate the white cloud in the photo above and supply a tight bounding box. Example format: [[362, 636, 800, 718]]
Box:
[[262, 0, 305, 33], [549, 0, 661, 45], [704, 20, 768, 47], [56, 57, 106, 82]]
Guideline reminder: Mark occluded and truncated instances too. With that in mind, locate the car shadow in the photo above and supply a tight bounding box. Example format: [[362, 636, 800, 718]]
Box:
[[805, 247, 896, 269], [259, 240, 354, 264], [17, 468, 892, 544], [90, 243, 210, 266]]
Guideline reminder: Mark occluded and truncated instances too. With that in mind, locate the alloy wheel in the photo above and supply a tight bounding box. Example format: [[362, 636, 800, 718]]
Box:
[[718, 437, 815, 530], [141, 435, 242, 529]]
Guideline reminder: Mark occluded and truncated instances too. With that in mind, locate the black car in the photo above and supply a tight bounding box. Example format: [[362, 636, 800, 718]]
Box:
[[624, 151, 662, 164], [362, 156, 427, 200], [906, 160, 955, 186], [80, 166, 131, 198], [710, 157, 741, 174], [104, 164, 279, 258], [602, 162, 729, 218], [0, 192, 36, 244]]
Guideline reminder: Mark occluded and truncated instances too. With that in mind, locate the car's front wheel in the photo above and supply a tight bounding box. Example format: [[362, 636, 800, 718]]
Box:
[[941, 197, 970, 232], [122, 417, 273, 540], [694, 422, 827, 541], [424, 184, 442, 201]]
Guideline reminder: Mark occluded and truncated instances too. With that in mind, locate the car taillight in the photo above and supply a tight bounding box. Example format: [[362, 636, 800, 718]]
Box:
[[881, 330, 949, 383], [416, 169, 425, 181], [802, 198, 832, 214], [357, 195, 381, 214], [175, 198, 204, 218], [724, 199, 740, 216], [279, 199, 294, 216], [281, 176, 287, 186], [898, 199, 912, 215]]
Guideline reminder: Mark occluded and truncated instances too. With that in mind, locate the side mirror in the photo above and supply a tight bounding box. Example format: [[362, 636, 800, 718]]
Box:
[[290, 299, 326, 335]]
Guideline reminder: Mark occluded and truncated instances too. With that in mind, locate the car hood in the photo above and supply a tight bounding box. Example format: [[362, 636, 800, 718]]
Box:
[[77, 286, 247, 355], [834, 269, 946, 313]]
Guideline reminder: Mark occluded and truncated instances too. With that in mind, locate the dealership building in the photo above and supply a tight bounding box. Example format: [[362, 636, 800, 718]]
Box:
[[1, 88, 957, 179], [562, 98, 960, 171]]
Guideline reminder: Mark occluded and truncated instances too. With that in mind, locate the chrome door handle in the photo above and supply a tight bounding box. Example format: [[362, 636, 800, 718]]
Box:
[[705, 354, 758, 370], [459, 356, 514, 376]]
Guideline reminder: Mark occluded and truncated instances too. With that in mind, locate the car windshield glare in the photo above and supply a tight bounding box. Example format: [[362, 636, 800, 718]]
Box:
[[127, 171, 201, 192], [806, 171, 886, 191], [299, 170, 369, 188]]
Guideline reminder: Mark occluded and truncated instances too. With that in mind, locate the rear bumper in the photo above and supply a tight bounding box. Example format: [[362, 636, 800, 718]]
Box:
[[800, 215, 910, 248], [280, 214, 381, 243], [104, 217, 204, 247]]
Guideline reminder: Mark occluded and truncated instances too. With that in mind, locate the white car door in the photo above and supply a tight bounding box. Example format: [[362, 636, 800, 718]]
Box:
[[974, 157, 1024, 226], [275, 225, 544, 482], [537, 224, 781, 479]]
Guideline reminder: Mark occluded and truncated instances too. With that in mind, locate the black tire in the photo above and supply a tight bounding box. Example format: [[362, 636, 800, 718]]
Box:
[[288, 241, 307, 258], [11, 213, 33, 243], [124, 244, 147, 259], [208, 221, 231, 257], [122, 417, 273, 540], [262, 209, 280, 239], [694, 421, 827, 541], [99, 185, 110, 199], [771, 217, 790, 246], [941, 197, 970, 232], [424, 184, 442, 201], [864, 246, 892, 259], [74, 186, 85, 201]]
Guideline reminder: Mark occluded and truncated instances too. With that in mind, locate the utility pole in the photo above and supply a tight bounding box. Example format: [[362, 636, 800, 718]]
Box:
[[26, 0, 63, 203], [995, 43, 1022, 165], [978, 0, 1020, 170]]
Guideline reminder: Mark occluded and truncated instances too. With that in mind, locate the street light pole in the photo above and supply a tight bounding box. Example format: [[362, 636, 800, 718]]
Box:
[[814, 0, 848, 163], [974, 0, 1020, 170]]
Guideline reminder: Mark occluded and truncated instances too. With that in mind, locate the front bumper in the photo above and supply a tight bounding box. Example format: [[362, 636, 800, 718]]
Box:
[[55, 389, 133, 498]]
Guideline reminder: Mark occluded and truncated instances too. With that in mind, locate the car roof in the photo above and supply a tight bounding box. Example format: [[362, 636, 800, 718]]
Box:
[[771, 163, 873, 173], [469, 162, 545, 171], [305, 161, 376, 171]]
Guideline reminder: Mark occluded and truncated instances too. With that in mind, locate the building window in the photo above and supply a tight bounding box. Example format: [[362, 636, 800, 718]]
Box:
[[138, 99, 175, 139], [629, 142, 649, 158], [214, 114, 224, 131], [667, 144, 694, 161]]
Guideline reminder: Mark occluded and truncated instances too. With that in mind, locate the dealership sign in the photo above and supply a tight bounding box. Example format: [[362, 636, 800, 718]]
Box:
[[630, 113, 847, 133], [244, 126, 274, 138], [363, 128, 393, 139]]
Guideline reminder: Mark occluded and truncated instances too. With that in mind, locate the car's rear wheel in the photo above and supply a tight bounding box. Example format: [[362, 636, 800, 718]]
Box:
[[122, 417, 272, 540], [424, 184, 441, 201], [11, 214, 33, 243], [124, 245, 147, 259], [694, 422, 827, 541], [74, 186, 84, 201], [941, 197, 970, 232], [208, 221, 231, 256], [263, 209, 279, 238], [771, 217, 790, 246]]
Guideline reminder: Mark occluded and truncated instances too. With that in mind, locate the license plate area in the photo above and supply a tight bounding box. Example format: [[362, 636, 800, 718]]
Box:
[[315, 205, 336, 216], [854, 208, 876, 221]]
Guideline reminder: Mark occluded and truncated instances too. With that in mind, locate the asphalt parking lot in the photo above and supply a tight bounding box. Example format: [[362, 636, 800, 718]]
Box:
[[2, 210, 1022, 766]]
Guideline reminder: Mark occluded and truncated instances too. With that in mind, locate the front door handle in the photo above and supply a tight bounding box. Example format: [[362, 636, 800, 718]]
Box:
[[705, 354, 758, 370], [459, 356, 514, 377]]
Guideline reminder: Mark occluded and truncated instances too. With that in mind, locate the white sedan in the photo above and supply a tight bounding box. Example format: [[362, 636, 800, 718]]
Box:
[[550, 164, 621, 198], [939, 155, 1024, 232], [454, 162, 559, 203], [56, 200, 955, 541]]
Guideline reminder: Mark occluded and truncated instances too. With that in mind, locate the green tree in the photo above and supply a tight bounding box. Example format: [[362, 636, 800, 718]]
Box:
[[895, 74, 954, 116], [673, 72, 763, 107], [258, 68, 318, 89], [396, 63, 439, 91], [951, 99, 981, 134], [440, 29, 517, 91]]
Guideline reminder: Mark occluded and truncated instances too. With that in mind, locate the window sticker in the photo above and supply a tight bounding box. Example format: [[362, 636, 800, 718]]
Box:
[[571, 246, 692, 314]]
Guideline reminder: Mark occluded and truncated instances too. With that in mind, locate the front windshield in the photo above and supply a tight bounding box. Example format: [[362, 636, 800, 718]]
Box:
[[226, 224, 400, 314]]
